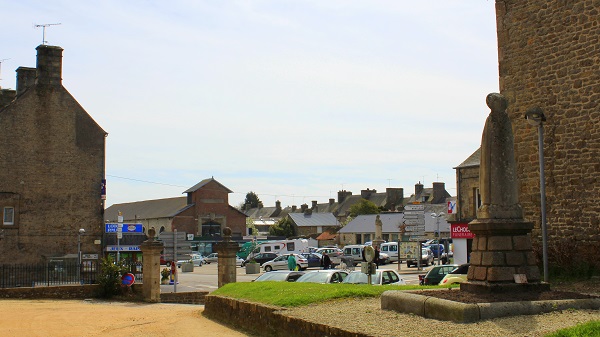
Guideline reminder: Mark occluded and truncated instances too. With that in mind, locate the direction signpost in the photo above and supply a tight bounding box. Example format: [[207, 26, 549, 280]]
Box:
[[159, 230, 192, 293], [402, 203, 426, 269]]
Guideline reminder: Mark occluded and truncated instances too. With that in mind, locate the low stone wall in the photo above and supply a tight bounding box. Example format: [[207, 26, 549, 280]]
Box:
[[0, 285, 100, 299], [160, 291, 207, 305], [204, 295, 370, 337]]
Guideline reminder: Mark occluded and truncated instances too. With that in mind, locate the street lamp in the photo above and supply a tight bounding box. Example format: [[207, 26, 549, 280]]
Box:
[[525, 107, 548, 283], [430, 212, 444, 265], [77, 228, 85, 284]]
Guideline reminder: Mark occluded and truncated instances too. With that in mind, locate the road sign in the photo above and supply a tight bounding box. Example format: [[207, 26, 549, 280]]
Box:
[[160, 232, 192, 261], [121, 273, 135, 286], [404, 204, 425, 211], [404, 225, 425, 232], [404, 219, 425, 225], [105, 223, 143, 233], [404, 210, 425, 216], [409, 235, 428, 241]]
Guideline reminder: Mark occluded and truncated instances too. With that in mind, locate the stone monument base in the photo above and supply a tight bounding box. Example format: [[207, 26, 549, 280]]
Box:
[[461, 281, 550, 294]]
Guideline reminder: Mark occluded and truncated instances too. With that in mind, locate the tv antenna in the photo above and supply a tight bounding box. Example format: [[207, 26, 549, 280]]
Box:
[[0, 58, 10, 82], [34, 23, 61, 45]]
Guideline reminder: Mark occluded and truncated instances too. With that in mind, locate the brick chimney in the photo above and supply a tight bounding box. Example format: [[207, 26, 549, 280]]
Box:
[[0, 89, 16, 109], [35, 45, 63, 86], [415, 182, 424, 198], [300, 204, 308, 212], [385, 187, 404, 211], [329, 198, 335, 205], [432, 182, 446, 204], [304, 208, 313, 215], [275, 200, 281, 210], [338, 190, 352, 203], [361, 188, 376, 200], [291, 205, 297, 212], [311, 200, 318, 209], [16, 67, 36, 96]]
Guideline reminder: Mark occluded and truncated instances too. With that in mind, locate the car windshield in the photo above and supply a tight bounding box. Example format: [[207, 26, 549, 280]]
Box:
[[296, 272, 330, 283], [255, 273, 291, 281], [343, 271, 381, 285]]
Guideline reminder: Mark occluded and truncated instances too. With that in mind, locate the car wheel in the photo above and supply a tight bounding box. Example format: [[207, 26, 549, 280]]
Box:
[[264, 265, 272, 272], [240, 262, 245, 267]]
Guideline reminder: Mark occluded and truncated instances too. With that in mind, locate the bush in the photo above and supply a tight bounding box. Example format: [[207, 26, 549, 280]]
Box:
[[96, 256, 129, 298]]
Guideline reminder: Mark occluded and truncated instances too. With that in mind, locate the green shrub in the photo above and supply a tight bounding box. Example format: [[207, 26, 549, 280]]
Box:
[[545, 320, 600, 337], [96, 256, 129, 298]]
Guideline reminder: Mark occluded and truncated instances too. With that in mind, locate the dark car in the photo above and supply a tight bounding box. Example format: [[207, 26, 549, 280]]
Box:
[[421, 264, 459, 285], [253, 270, 305, 282], [425, 244, 445, 258], [300, 252, 323, 268], [241, 252, 278, 267]]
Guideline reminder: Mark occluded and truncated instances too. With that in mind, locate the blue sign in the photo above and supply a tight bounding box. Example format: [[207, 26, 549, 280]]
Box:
[[105, 223, 143, 233]]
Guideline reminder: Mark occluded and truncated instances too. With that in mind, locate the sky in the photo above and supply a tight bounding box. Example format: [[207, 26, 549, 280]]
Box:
[[1, 1, 499, 210]]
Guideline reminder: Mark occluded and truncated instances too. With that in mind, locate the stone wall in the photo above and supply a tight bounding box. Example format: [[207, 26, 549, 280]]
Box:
[[457, 165, 480, 222], [0, 285, 100, 299], [160, 291, 207, 305], [495, 0, 600, 265], [204, 295, 370, 337]]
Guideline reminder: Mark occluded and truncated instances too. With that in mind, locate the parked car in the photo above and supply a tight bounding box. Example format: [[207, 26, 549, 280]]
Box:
[[241, 252, 279, 267], [421, 264, 459, 285], [342, 269, 406, 285], [204, 253, 219, 264], [343, 244, 365, 266], [160, 255, 170, 266], [177, 254, 204, 267], [253, 270, 305, 282], [439, 263, 470, 286], [377, 252, 390, 265], [262, 254, 308, 272], [296, 270, 348, 284], [406, 248, 434, 268], [300, 252, 323, 268], [424, 244, 445, 258]]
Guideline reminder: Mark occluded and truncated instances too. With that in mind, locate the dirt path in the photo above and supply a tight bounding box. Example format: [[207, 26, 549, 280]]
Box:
[[0, 299, 249, 337]]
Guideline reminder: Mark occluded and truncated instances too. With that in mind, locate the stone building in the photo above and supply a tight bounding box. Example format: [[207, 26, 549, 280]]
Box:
[[494, 1, 600, 265], [0, 45, 106, 264]]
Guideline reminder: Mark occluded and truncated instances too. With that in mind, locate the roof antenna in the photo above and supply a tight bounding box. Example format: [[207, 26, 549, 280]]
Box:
[[0, 58, 10, 83], [34, 23, 61, 45]]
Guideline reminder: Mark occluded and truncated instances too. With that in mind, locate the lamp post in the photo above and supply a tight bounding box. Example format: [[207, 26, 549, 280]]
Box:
[[430, 212, 444, 265], [525, 107, 548, 283], [78, 228, 85, 283]]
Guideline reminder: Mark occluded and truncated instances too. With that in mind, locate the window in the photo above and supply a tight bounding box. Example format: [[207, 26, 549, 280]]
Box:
[[264, 246, 272, 252], [287, 242, 295, 251], [3, 207, 14, 225]]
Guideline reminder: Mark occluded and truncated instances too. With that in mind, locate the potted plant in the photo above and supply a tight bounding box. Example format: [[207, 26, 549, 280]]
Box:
[[160, 268, 170, 284], [245, 259, 260, 274], [181, 260, 194, 272]]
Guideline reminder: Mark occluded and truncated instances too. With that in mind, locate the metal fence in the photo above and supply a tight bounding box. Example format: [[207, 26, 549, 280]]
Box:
[[0, 261, 143, 289]]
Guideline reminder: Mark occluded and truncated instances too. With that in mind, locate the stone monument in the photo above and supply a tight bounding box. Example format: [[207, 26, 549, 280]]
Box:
[[462, 93, 548, 293], [140, 228, 164, 302], [214, 227, 240, 288], [372, 214, 385, 249]]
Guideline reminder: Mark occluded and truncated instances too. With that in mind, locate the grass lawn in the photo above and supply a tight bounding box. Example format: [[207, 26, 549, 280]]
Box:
[[211, 282, 442, 307], [545, 320, 600, 337]]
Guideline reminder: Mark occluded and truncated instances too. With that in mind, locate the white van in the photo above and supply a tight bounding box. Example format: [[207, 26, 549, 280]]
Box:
[[380, 242, 399, 262], [248, 239, 309, 259], [343, 244, 366, 266]]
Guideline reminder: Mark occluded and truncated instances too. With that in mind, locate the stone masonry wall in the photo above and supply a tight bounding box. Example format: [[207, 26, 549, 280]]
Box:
[[495, 0, 600, 264]]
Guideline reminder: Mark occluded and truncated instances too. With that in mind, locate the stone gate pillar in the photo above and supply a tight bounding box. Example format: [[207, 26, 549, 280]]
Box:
[[140, 228, 164, 302], [214, 227, 239, 288]]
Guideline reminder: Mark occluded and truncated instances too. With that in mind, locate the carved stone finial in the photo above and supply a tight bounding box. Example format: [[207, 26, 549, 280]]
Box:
[[147, 228, 156, 241], [222, 227, 232, 241]]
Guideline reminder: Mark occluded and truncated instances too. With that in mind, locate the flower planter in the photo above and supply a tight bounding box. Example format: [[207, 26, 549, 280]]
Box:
[[245, 263, 260, 274], [161, 278, 169, 285], [181, 262, 194, 272]]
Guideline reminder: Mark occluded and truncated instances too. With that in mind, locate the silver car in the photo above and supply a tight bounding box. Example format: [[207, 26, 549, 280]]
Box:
[[342, 269, 406, 285], [296, 270, 348, 284]]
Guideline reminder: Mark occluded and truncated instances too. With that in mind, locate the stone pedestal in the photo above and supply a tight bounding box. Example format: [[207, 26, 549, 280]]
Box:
[[140, 229, 164, 302], [461, 219, 548, 293], [214, 227, 240, 288]]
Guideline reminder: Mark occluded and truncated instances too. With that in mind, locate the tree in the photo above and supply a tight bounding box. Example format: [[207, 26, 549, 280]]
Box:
[[269, 217, 295, 238], [242, 191, 263, 210], [348, 199, 380, 218]]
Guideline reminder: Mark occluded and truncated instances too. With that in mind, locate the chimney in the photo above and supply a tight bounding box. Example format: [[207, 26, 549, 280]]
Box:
[[300, 204, 308, 212], [291, 205, 297, 212], [35, 45, 63, 86], [432, 182, 446, 204], [415, 181, 424, 198], [311, 200, 318, 209], [304, 208, 313, 215], [385, 187, 404, 211], [275, 200, 281, 210], [329, 198, 335, 205], [16, 67, 36, 96], [361, 188, 376, 200], [338, 190, 352, 203], [0, 89, 16, 109]]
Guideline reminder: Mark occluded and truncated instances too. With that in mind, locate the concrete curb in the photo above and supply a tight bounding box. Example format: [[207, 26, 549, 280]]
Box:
[[381, 290, 600, 323]]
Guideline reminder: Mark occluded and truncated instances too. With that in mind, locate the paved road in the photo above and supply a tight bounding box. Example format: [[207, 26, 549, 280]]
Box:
[[160, 261, 431, 293]]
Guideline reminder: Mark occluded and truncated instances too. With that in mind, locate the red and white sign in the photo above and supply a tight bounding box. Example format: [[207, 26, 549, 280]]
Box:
[[450, 223, 475, 239], [447, 201, 457, 214]]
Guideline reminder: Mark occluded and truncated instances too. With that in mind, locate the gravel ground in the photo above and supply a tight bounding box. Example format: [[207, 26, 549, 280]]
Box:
[[282, 297, 600, 337]]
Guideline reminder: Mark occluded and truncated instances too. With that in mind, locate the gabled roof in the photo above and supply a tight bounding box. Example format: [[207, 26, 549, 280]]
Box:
[[104, 197, 189, 222], [316, 231, 337, 240], [454, 147, 481, 169], [183, 177, 232, 194], [288, 213, 339, 227], [339, 213, 405, 233]]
